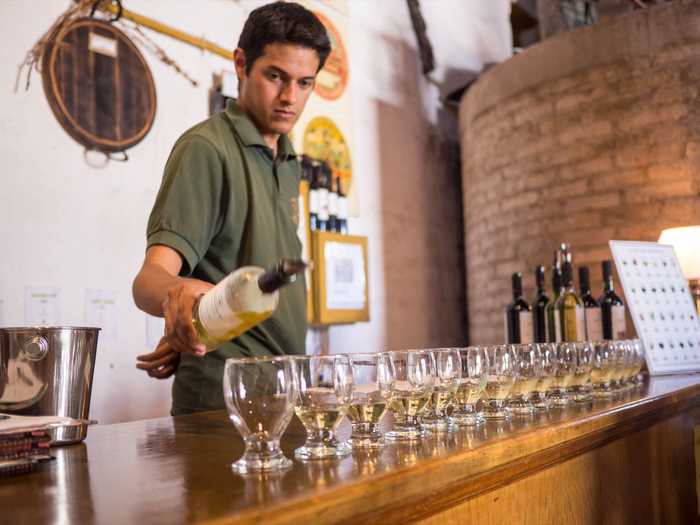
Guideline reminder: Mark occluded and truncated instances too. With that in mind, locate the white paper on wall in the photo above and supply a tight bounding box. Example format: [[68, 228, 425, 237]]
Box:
[[85, 289, 118, 340], [324, 241, 366, 310], [145, 314, 165, 350], [24, 287, 61, 326], [609, 240, 700, 375]]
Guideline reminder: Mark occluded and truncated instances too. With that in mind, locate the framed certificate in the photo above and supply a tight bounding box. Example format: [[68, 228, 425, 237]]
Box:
[[311, 231, 369, 325]]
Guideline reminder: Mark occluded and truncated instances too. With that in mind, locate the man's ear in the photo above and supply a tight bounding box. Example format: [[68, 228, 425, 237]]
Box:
[[233, 48, 247, 80]]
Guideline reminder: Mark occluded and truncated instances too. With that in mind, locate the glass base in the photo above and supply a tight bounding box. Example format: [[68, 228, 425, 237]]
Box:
[[451, 412, 485, 426], [348, 436, 385, 449], [386, 425, 431, 441], [294, 441, 351, 460], [547, 390, 570, 407], [508, 397, 535, 416], [421, 419, 458, 433], [482, 408, 511, 420], [231, 453, 293, 474]]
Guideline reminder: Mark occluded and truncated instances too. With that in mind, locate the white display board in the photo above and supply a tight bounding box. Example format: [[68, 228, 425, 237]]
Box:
[[610, 240, 700, 375]]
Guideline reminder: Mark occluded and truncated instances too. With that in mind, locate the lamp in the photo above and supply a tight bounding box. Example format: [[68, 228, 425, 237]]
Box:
[[658, 225, 700, 315]]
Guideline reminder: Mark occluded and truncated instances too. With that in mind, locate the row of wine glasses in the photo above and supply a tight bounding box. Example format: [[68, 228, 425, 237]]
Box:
[[223, 340, 644, 473]]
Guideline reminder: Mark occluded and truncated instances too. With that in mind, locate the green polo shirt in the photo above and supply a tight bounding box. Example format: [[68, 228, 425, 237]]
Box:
[[146, 100, 307, 415]]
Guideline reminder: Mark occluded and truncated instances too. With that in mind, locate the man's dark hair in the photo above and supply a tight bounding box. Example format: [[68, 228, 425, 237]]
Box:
[[237, 2, 331, 73]]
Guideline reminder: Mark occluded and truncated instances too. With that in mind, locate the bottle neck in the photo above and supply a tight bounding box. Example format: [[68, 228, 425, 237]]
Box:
[[257, 260, 306, 294]]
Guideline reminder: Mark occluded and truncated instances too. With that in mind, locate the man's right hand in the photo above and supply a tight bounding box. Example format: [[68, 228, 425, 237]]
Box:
[[162, 278, 214, 356]]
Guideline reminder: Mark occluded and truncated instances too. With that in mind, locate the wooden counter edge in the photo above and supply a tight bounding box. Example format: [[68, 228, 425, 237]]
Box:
[[200, 378, 700, 525]]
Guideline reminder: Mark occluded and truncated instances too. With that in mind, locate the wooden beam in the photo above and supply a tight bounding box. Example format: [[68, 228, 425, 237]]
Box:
[[101, 3, 233, 60]]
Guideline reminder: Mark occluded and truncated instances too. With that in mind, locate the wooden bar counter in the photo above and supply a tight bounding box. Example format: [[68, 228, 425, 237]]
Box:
[[3, 374, 700, 525]]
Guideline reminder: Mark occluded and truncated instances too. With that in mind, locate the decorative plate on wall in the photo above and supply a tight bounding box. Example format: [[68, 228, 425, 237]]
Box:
[[41, 18, 156, 156]]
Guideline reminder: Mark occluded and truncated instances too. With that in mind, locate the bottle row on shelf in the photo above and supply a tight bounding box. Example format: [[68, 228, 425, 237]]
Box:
[[506, 243, 627, 344], [300, 155, 348, 235]]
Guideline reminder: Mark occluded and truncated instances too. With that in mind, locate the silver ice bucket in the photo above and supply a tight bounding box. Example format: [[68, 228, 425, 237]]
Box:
[[0, 327, 99, 445]]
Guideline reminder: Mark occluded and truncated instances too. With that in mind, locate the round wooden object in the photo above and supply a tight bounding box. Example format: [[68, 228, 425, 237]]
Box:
[[41, 18, 156, 153]]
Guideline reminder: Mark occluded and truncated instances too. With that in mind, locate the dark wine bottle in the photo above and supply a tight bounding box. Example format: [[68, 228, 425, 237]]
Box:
[[308, 160, 320, 231], [546, 263, 563, 343], [315, 162, 329, 232], [599, 260, 626, 340], [578, 266, 602, 341], [505, 272, 533, 344], [337, 182, 349, 235], [327, 168, 339, 233], [532, 266, 549, 343]]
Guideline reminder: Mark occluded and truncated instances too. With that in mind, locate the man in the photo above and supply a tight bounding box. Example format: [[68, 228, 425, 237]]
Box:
[[132, 2, 330, 415]]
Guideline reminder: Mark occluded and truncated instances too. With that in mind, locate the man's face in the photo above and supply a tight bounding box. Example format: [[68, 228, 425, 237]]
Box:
[[235, 43, 320, 141]]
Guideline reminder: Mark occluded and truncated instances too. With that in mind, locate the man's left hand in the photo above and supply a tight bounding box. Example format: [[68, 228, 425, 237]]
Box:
[[137, 337, 181, 379]]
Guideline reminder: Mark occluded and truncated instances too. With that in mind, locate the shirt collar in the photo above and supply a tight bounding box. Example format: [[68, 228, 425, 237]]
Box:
[[224, 99, 297, 161]]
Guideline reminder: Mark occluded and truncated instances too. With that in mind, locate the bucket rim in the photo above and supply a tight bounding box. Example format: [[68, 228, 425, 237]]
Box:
[[0, 326, 102, 333]]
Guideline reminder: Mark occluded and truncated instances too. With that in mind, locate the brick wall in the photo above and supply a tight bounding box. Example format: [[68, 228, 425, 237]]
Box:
[[459, 1, 700, 345]]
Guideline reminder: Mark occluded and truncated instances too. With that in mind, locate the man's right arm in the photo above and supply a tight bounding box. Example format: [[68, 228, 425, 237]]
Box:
[[132, 245, 213, 356]]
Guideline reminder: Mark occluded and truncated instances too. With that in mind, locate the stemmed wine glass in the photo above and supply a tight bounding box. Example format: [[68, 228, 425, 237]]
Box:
[[547, 342, 576, 407], [223, 356, 297, 474], [531, 343, 557, 410], [508, 344, 543, 416], [591, 340, 615, 398], [482, 345, 518, 420], [422, 348, 461, 432], [569, 342, 593, 403], [293, 355, 353, 460], [452, 346, 488, 426], [385, 350, 435, 441], [346, 353, 394, 449]]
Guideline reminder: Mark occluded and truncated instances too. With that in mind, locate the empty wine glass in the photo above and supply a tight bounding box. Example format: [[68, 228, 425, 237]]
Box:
[[385, 350, 435, 441], [508, 344, 543, 416], [547, 342, 576, 406], [223, 356, 297, 474], [452, 346, 488, 426], [483, 345, 518, 420], [346, 353, 394, 449], [531, 343, 557, 410], [569, 342, 593, 403], [591, 340, 615, 398], [422, 348, 461, 432], [294, 355, 353, 460]]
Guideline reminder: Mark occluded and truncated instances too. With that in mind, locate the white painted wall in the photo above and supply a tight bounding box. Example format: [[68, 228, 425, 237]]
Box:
[[0, 0, 510, 423]]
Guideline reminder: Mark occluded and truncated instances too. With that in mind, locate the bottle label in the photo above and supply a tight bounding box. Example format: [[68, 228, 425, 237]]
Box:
[[519, 311, 533, 343], [585, 308, 603, 342], [309, 189, 320, 214], [198, 284, 243, 339], [553, 310, 562, 342], [318, 188, 329, 220], [575, 307, 586, 342], [328, 192, 339, 216], [612, 305, 627, 339], [338, 196, 349, 219]]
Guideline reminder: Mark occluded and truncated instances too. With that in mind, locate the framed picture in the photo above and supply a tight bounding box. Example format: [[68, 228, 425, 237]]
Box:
[[311, 231, 369, 325]]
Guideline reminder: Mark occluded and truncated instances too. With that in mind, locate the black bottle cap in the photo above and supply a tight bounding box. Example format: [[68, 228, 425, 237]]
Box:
[[512, 272, 523, 298], [562, 261, 573, 287], [258, 259, 307, 294], [602, 260, 612, 280], [535, 265, 545, 287], [578, 266, 591, 293]]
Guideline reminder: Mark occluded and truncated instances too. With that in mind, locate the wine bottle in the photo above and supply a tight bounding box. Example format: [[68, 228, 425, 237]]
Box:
[[505, 272, 533, 344], [308, 160, 321, 231], [546, 264, 563, 343], [532, 266, 549, 343], [337, 182, 349, 235], [192, 259, 306, 351], [327, 168, 339, 233], [316, 163, 329, 232], [555, 261, 586, 342], [578, 266, 602, 341], [599, 260, 626, 340]]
